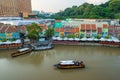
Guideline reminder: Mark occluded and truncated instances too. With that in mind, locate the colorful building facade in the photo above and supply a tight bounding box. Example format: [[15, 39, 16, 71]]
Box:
[[54, 20, 109, 38], [109, 25, 120, 37], [0, 24, 20, 41]]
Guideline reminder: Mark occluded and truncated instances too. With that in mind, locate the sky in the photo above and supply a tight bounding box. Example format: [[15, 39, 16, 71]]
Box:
[[31, 0, 109, 13]]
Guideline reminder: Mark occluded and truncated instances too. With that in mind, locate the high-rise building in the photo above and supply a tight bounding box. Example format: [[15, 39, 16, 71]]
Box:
[[0, 0, 32, 17]]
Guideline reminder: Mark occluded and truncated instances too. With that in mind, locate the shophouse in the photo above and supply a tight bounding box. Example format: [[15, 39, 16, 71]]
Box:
[[54, 20, 109, 38], [0, 24, 20, 41]]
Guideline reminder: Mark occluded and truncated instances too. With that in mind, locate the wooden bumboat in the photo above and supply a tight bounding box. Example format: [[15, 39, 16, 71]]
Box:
[[11, 48, 32, 57], [54, 60, 85, 69]]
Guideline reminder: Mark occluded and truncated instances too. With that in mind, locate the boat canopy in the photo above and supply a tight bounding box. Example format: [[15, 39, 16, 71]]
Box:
[[60, 60, 74, 65], [18, 48, 29, 52], [60, 60, 74, 63]]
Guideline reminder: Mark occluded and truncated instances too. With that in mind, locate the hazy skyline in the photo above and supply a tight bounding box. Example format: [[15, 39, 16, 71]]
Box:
[[31, 0, 109, 13]]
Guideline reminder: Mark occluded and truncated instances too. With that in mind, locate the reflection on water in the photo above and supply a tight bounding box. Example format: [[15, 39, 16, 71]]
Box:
[[0, 45, 120, 80]]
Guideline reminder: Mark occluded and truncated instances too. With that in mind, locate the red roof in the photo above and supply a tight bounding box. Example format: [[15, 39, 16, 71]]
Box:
[[103, 24, 108, 28], [6, 26, 18, 33], [81, 24, 86, 30], [38, 24, 48, 30], [0, 24, 18, 33], [86, 24, 91, 30], [56, 20, 61, 22], [91, 24, 96, 30]]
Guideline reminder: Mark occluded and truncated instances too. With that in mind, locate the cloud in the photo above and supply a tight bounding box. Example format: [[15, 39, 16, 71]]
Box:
[[31, 0, 109, 12]]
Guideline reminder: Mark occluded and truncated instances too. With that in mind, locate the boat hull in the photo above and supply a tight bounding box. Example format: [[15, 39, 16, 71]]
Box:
[[54, 64, 85, 69], [11, 50, 32, 57]]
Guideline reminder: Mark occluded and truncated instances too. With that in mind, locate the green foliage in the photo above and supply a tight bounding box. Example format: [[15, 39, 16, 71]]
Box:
[[95, 34, 102, 39], [45, 27, 54, 38], [67, 34, 75, 38], [118, 35, 120, 40], [1, 38, 7, 42], [26, 23, 42, 40], [61, 35, 65, 38], [109, 0, 120, 13], [52, 0, 120, 19], [105, 35, 111, 39], [79, 35, 83, 39], [9, 38, 14, 42]]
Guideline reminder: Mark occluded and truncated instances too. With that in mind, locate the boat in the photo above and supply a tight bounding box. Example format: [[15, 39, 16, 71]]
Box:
[[33, 46, 54, 51], [11, 48, 32, 57], [31, 43, 54, 51], [54, 60, 85, 69]]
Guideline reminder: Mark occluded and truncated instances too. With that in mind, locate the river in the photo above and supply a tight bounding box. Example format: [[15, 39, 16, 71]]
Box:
[[0, 45, 120, 80]]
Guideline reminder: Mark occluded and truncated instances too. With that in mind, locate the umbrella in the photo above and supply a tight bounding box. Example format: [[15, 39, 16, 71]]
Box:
[[100, 38, 106, 41], [87, 38, 94, 41], [94, 38, 99, 41], [74, 38, 80, 41], [68, 38, 74, 41], [4, 40, 12, 44], [113, 39, 119, 42], [52, 36, 57, 40], [63, 37, 68, 40], [81, 37, 87, 41], [107, 39, 113, 42], [56, 37, 63, 40]]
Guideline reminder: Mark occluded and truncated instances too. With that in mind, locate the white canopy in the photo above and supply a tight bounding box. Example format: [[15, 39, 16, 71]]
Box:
[[52, 36, 57, 40], [74, 38, 80, 41], [63, 37, 68, 40], [60, 60, 74, 63], [56, 37, 63, 40], [81, 37, 87, 41], [3, 40, 12, 44], [68, 38, 74, 41], [100, 38, 106, 41], [18, 48, 29, 52], [60, 60, 74, 65], [113, 39, 119, 42], [107, 39, 113, 42], [87, 38, 94, 41], [0, 42, 3, 45], [94, 38, 99, 41]]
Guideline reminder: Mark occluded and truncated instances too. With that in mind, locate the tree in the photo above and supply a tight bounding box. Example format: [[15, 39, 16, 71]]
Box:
[[45, 27, 54, 38], [51, 0, 120, 19], [109, 0, 120, 13], [1, 38, 7, 42], [95, 34, 102, 39], [26, 23, 42, 40], [67, 34, 75, 38]]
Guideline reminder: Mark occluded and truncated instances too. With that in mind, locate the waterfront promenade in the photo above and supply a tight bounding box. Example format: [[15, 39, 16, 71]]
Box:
[[53, 37, 120, 47]]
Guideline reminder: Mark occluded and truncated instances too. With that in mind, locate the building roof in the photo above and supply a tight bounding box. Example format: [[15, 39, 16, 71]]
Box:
[[86, 24, 91, 30], [91, 24, 96, 30], [0, 24, 18, 33], [81, 24, 86, 30], [103, 24, 108, 28], [38, 24, 48, 30]]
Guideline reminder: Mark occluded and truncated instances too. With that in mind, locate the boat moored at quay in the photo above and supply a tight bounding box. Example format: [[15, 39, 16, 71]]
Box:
[[11, 48, 32, 57]]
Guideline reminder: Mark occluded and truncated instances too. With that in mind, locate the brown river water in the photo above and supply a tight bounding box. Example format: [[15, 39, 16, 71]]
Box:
[[0, 45, 120, 80]]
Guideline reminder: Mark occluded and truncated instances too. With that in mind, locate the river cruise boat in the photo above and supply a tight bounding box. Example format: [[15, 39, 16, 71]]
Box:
[[11, 48, 32, 57], [54, 60, 85, 69]]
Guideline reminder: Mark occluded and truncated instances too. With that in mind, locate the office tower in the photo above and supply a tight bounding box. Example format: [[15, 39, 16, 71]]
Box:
[[0, 0, 32, 17]]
